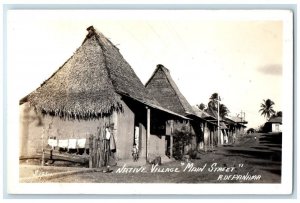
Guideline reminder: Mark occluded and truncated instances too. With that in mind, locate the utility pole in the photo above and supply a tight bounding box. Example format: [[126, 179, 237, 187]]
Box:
[[240, 110, 246, 122]]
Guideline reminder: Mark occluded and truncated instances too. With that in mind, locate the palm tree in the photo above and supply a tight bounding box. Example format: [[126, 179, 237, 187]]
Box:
[[206, 93, 230, 118], [219, 104, 230, 119], [276, 111, 282, 117], [208, 93, 219, 111], [196, 103, 206, 110], [259, 99, 276, 120]]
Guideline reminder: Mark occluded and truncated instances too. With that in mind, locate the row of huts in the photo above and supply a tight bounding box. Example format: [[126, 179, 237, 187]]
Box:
[[19, 26, 247, 166]]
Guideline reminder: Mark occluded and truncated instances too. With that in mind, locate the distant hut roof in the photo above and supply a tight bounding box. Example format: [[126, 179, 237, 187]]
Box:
[[230, 116, 248, 124], [192, 106, 217, 125], [223, 117, 236, 126], [145, 64, 195, 116], [22, 26, 168, 119], [205, 108, 219, 120], [267, 116, 282, 124]]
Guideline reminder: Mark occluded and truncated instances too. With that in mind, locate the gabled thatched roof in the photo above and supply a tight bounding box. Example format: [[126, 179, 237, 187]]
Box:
[[145, 64, 195, 116], [23, 26, 163, 119]]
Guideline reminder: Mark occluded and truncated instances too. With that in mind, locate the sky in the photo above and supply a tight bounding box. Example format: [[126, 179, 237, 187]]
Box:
[[7, 10, 290, 129]]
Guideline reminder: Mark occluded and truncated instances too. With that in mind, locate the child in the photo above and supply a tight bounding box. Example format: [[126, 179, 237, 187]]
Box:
[[132, 144, 139, 162]]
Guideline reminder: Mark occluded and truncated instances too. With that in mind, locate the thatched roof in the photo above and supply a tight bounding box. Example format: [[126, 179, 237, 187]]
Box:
[[192, 106, 217, 126], [22, 26, 168, 119], [223, 117, 236, 126], [205, 108, 219, 120], [145, 64, 195, 116], [267, 116, 282, 124], [192, 106, 213, 119], [230, 116, 248, 124]]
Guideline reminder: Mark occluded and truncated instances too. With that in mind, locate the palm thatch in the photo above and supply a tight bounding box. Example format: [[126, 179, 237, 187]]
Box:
[[145, 64, 195, 116], [22, 26, 162, 119], [192, 106, 217, 124], [205, 108, 219, 120], [230, 116, 248, 124], [267, 116, 282, 124]]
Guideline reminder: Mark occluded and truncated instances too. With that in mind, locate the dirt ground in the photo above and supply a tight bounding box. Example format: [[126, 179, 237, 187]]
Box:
[[20, 132, 281, 183]]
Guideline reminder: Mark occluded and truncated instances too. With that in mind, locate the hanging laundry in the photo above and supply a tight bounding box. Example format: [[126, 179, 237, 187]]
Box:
[[105, 128, 111, 140], [77, 138, 86, 148], [68, 139, 77, 149], [47, 138, 57, 147], [110, 134, 116, 150], [58, 139, 69, 148]]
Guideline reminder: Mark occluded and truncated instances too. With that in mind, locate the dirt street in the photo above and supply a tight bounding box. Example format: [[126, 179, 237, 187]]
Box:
[[21, 133, 281, 183]]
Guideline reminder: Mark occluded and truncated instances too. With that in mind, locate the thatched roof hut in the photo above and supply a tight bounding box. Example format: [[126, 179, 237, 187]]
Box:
[[145, 64, 195, 116], [21, 26, 184, 120]]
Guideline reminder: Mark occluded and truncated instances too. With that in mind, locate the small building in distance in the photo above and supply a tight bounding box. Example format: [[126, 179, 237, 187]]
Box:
[[264, 116, 282, 133]]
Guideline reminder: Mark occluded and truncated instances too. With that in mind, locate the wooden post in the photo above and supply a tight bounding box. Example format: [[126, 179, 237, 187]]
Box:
[[170, 120, 174, 158], [41, 127, 45, 166], [214, 125, 217, 146], [89, 134, 93, 168], [139, 123, 143, 157], [146, 107, 150, 162], [92, 135, 97, 167], [211, 125, 214, 150]]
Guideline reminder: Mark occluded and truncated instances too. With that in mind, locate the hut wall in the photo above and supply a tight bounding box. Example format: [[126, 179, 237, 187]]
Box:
[[213, 128, 218, 146], [19, 103, 44, 157], [43, 116, 107, 140], [271, 123, 282, 132], [190, 121, 203, 151], [203, 123, 210, 150], [139, 123, 147, 159], [19, 102, 112, 158], [149, 134, 165, 157], [115, 100, 135, 160]]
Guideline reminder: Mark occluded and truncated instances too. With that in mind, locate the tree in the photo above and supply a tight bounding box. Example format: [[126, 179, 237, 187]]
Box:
[[219, 104, 230, 119], [259, 99, 276, 120], [207, 93, 229, 118], [208, 92, 220, 111], [276, 111, 282, 117], [196, 103, 206, 110]]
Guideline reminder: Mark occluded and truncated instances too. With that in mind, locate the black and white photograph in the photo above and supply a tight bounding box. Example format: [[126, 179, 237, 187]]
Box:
[[6, 9, 293, 195]]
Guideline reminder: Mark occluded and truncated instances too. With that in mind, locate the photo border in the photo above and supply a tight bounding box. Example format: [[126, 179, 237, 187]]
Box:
[[2, 2, 298, 200]]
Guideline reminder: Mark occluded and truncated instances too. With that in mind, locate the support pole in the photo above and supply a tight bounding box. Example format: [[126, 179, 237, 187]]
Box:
[[211, 125, 214, 150], [146, 107, 151, 162], [41, 127, 45, 166], [89, 134, 93, 168], [170, 120, 174, 158]]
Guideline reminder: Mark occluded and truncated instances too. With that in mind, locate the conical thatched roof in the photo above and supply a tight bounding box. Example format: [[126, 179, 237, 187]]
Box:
[[145, 64, 195, 116], [23, 26, 163, 119]]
